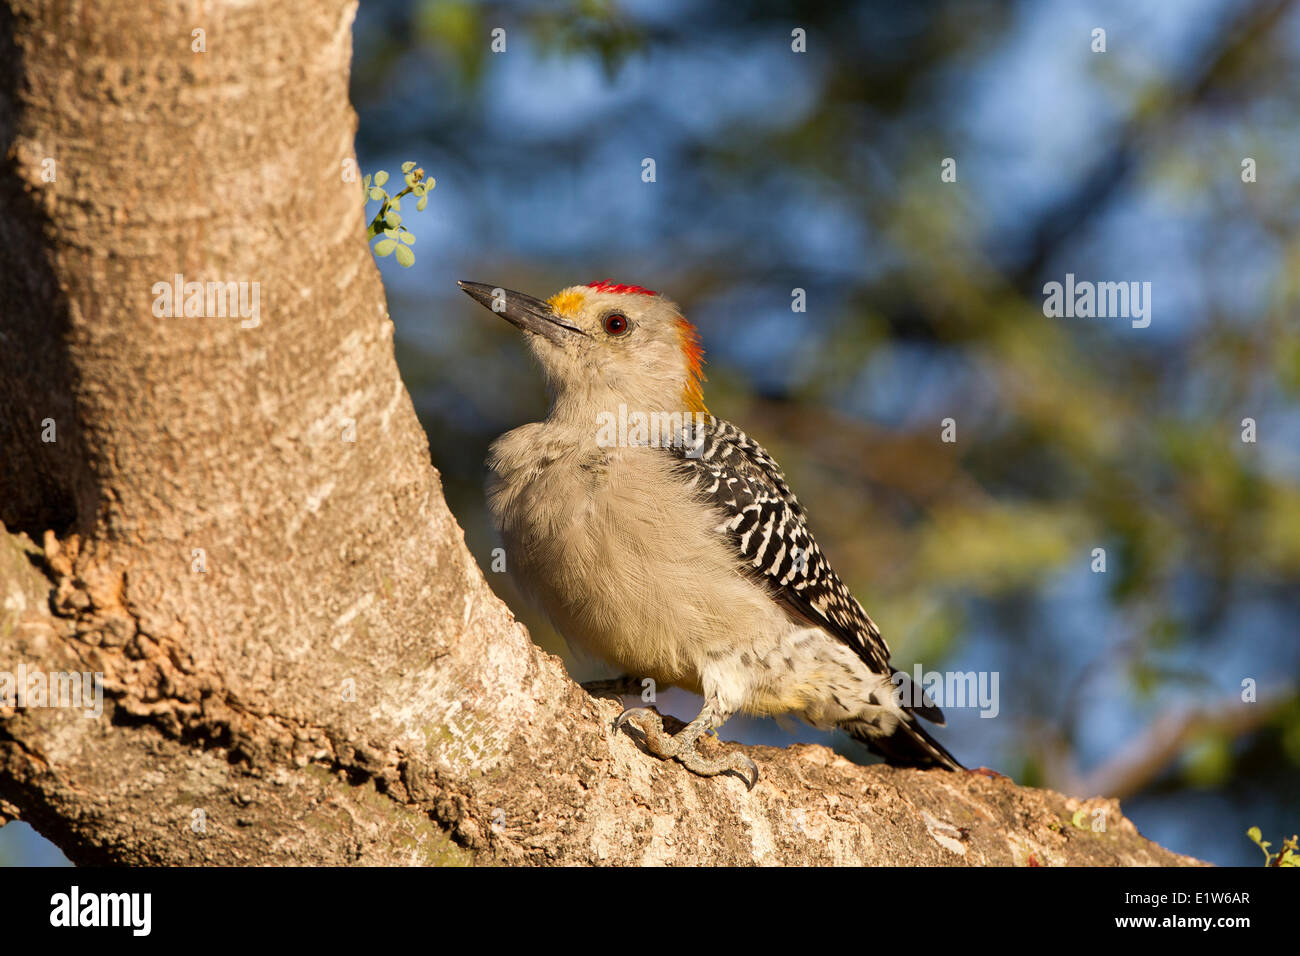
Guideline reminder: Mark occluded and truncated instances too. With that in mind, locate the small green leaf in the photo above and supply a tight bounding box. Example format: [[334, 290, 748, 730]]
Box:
[[363, 174, 371, 189], [416, 195, 428, 211], [369, 187, 385, 201], [383, 228, 398, 239], [374, 238, 397, 257], [374, 170, 389, 186], [389, 197, 401, 212], [424, 177, 436, 190], [401, 160, 416, 173], [385, 211, 402, 227], [395, 245, 415, 267], [399, 229, 415, 244], [1248, 826, 1263, 844]]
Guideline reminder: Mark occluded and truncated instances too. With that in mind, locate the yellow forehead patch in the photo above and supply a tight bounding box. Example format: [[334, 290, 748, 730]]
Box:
[[547, 288, 587, 319]]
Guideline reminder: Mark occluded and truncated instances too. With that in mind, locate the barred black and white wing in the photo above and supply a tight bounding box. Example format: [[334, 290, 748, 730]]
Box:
[[667, 416, 891, 674]]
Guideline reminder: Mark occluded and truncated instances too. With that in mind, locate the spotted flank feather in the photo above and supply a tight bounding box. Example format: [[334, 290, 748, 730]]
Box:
[[667, 416, 893, 674]]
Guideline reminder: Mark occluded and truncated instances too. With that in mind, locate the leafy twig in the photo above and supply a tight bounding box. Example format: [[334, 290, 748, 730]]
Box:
[[364, 161, 435, 268], [1247, 827, 1298, 866]]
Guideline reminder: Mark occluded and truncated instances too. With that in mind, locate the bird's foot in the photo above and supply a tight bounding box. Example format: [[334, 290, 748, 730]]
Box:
[[614, 707, 758, 790]]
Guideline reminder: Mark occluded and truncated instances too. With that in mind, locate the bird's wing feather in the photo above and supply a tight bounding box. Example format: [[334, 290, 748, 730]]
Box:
[[665, 415, 892, 674]]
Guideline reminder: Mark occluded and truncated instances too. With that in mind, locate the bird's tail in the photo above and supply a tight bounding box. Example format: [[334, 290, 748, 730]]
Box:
[[840, 673, 964, 770], [842, 714, 964, 771]]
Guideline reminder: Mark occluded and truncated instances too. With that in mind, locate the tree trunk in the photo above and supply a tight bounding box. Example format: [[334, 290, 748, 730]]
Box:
[[0, 0, 1200, 866]]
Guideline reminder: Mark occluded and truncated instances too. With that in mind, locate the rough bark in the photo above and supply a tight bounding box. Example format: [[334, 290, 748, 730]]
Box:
[[0, 0, 1201, 866]]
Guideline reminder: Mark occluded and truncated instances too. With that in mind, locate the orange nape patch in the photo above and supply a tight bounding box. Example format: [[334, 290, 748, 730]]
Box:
[[547, 288, 588, 318], [676, 317, 708, 414]]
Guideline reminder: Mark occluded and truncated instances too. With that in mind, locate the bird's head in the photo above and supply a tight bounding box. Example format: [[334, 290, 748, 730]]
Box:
[[459, 279, 707, 419]]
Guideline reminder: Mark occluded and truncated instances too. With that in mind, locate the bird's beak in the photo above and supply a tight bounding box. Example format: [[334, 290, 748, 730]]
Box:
[[458, 280, 585, 344]]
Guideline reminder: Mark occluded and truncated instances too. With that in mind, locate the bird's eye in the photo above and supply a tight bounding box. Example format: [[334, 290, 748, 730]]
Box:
[[604, 313, 629, 335]]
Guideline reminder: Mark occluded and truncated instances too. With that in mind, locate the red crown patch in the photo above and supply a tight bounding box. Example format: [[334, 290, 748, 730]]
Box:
[[586, 280, 658, 297]]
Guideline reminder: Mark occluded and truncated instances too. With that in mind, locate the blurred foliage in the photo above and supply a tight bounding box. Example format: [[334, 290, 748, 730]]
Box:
[[345, 0, 1300, 865]]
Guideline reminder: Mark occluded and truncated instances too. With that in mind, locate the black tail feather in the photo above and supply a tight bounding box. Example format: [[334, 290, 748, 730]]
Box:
[[843, 716, 964, 771]]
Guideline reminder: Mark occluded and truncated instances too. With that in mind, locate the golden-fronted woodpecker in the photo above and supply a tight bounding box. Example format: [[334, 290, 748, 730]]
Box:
[[459, 278, 962, 788]]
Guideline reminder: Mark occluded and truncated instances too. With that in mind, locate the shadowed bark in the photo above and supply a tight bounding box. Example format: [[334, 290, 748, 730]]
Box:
[[0, 0, 1200, 866]]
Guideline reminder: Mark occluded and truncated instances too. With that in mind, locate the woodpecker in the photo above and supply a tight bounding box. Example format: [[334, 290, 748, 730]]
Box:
[[459, 278, 963, 788]]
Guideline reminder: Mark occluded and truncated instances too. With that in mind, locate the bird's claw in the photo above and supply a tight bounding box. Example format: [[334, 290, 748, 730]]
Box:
[[613, 706, 658, 735], [731, 754, 760, 791], [614, 706, 759, 789], [674, 741, 760, 789]]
